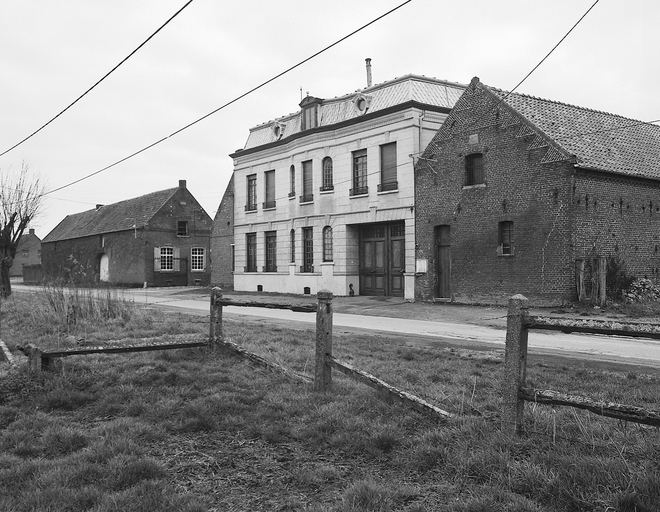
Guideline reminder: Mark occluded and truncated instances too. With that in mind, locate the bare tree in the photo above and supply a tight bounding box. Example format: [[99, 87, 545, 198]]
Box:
[[0, 163, 44, 297]]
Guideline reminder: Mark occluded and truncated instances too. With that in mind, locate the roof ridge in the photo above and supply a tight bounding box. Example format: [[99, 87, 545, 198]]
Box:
[[487, 84, 650, 125]]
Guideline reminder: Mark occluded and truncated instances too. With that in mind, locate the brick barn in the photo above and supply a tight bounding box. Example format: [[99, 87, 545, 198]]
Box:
[[414, 77, 660, 306], [41, 180, 213, 287]]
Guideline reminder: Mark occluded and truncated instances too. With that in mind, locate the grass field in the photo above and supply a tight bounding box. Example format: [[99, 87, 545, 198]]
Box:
[[1, 289, 660, 511]]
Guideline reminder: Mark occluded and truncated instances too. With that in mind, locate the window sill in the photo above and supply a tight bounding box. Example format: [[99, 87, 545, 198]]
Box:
[[245, 209, 257, 214], [263, 207, 276, 212], [377, 188, 398, 196], [462, 184, 486, 190], [349, 193, 369, 199], [320, 189, 334, 195], [191, 269, 206, 273]]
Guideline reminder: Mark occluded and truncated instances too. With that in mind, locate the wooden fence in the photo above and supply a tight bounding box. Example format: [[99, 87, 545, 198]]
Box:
[[502, 294, 660, 436], [210, 288, 452, 419]]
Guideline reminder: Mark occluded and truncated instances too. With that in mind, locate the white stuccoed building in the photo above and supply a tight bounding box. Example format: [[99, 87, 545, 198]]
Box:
[[219, 66, 465, 299]]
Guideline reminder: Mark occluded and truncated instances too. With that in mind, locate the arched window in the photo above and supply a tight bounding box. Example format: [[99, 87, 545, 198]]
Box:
[[290, 229, 295, 263], [321, 157, 333, 191], [289, 165, 295, 197], [323, 226, 333, 262]]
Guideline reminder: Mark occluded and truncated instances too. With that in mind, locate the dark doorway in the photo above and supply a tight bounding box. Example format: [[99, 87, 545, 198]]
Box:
[[435, 225, 451, 298], [359, 222, 405, 296]]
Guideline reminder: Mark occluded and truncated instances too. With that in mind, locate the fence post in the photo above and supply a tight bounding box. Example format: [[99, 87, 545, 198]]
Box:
[[209, 287, 223, 349], [26, 344, 44, 374], [315, 290, 333, 391], [502, 294, 529, 436]]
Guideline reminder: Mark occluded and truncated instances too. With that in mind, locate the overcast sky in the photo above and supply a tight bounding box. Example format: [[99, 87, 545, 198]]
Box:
[[1, 0, 658, 237]]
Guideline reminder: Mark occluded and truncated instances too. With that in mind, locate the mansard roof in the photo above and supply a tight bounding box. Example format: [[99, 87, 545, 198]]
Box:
[[238, 74, 466, 153]]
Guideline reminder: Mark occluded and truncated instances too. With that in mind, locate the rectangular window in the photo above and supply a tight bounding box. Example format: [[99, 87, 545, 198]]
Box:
[[155, 246, 179, 272], [351, 149, 368, 196], [246, 233, 257, 272], [246, 174, 257, 211], [499, 221, 513, 256], [379, 142, 397, 192], [264, 170, 276, 209], [230, 244, 235, 272], [301, 160, 313, 203], [265, 231, 277, 272], [465, 153, 484, 186], [302, 227, 313, 272], [177, 220, 188, 236], [290, 229, 295, 263], [191, 247, 205, 271]]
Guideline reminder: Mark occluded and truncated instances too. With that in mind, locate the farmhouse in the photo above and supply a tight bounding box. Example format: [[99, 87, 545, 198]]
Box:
[[212, 66, 466, 299], [41, 180, 213, 287], [9, 228, 41, 278], [414, 77, 660, 305]]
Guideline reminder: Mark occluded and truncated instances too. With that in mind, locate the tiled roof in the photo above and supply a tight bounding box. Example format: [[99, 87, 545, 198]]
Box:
[[242, 74, 466, 151], [42, 187, 178, 242], [490, 86, 660, 179]]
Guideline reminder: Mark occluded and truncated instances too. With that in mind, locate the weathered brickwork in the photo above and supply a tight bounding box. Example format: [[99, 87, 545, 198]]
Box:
[[41, 184, 212, 287], [415, 80, 660, 305], [211, 175, 235, 289], [572, 172, 660, 281]]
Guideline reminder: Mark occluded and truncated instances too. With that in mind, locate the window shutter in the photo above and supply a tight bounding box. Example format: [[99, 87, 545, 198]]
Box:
[[174, 247, 180, 272], [154, 247, 161, 271], [381, 143, 397, 185], [302, 161, 313, 196]]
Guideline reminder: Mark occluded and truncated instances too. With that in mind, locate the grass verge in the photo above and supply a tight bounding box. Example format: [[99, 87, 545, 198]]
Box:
[[1, 292, 659, 511]]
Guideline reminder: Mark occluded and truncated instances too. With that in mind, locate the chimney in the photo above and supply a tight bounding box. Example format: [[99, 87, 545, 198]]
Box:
[[29, 228, 35, 235], [96, 204, 104, 210], [365, 58, 372, 87], [179, 179, 187, 189]]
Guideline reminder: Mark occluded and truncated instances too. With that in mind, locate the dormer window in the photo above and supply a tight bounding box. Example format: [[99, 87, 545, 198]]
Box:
[[299, 95, 322, 131], [272, 122, 284, 140]]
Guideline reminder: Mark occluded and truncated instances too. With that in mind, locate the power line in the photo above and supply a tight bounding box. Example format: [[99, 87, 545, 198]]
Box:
[[498, 0, 600, 104], [0, 0, 194, 158], [41, 0, 413, 198]]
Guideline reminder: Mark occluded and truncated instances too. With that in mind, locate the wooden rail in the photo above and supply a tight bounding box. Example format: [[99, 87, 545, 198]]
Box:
[[502, 294, 660, 435]]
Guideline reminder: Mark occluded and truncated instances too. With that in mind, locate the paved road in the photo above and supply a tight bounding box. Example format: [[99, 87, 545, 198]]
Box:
[[124, 288, 660, 370], [11, 284, 660, 369]]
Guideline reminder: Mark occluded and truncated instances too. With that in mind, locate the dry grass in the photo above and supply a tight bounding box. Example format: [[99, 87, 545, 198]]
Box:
[[1, 291, 660, 511]]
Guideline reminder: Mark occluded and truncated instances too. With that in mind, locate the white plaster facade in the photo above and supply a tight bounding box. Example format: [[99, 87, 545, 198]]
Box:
[[229, 74, 465, 299]]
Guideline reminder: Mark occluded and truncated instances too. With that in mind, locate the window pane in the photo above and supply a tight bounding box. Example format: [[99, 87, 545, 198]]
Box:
[[465, 154, 484, 185], [289, 165, 295, 196], [247, 174, 257, 210], [352, 149, 368, 195], [191, 247, 205, 271], [265, 231, 277, 272], [303, 227, 313, 272], [322, 157, 333, 190], [246, 233, 257, 272], [499, 221, 513, 255], [160, 247, 173, 270], [177, 221, 188, 236], [323, 226, 333, 262]]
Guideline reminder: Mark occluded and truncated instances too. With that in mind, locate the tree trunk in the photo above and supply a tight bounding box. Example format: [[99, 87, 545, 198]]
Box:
[[1, 257, 12, 298]]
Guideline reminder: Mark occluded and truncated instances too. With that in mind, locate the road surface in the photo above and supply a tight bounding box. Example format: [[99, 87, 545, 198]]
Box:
[[123, 288, 660, 370]]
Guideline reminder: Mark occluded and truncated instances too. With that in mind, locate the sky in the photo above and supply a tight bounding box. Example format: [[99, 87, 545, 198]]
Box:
[[1, 0, 658, 238]]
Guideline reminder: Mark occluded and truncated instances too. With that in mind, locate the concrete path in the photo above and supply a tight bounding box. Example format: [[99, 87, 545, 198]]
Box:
[[127, 290, 660, 370]]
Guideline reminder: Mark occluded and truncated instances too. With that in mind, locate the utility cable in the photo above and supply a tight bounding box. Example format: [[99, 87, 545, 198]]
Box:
[[0, 0, 194, 158], [498, 0, 600, 104], [41, 0, 412, 197]]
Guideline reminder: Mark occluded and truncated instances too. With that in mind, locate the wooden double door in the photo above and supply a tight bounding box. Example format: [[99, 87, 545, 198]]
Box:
[[359, 222, 405, 297]]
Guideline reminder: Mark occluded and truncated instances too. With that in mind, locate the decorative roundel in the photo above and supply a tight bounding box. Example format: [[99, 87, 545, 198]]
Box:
[[272, 122, 285, 140], [353, 94, 371, 115]]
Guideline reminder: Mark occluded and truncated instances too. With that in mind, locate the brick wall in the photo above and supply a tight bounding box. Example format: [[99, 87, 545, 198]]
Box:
[[414, 84, 574, 305], [211, 175, 235, 289], [572, 171, 660, 282]]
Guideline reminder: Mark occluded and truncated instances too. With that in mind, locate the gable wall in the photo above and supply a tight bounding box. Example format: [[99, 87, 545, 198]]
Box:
[[415, 86, 575, 305], [211, 175, 235, 289]]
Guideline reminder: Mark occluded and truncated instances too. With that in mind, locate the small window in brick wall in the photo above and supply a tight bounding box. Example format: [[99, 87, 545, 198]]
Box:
[[465, 153, 484, 186], [498, 221, 514, 256], [177, 221, 189, 236]]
